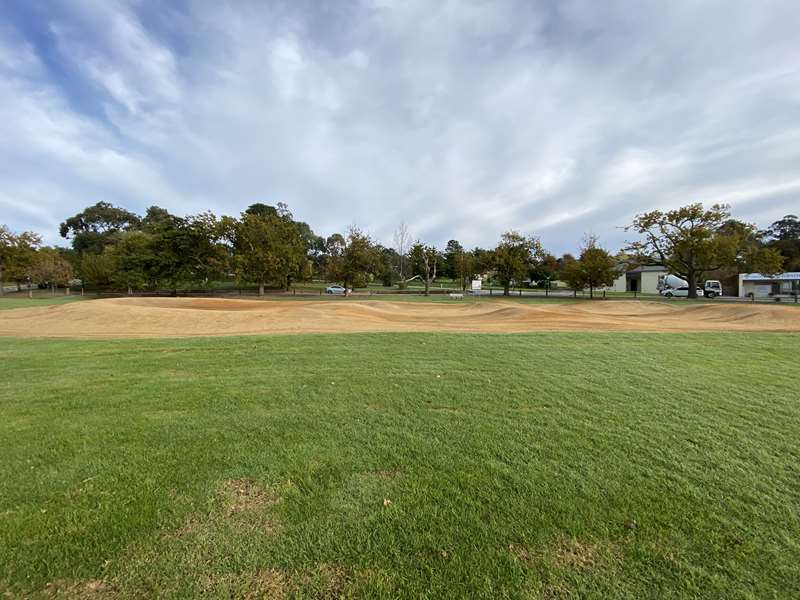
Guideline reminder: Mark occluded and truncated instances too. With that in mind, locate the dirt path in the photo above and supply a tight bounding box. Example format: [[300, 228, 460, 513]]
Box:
[[1, 297, 799, 339]]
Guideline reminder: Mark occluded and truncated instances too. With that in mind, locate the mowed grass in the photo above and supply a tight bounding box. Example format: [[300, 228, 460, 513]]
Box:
[[0, 295, 88, 310], [1, 333, 799, 599]]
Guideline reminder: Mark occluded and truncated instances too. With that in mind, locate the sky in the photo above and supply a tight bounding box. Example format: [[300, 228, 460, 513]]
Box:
[[1, 0, 799, 254]]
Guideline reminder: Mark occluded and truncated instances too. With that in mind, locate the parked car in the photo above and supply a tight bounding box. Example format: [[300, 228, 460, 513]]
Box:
[[660, 287, 704, 298], [325, 285, 347, 294]]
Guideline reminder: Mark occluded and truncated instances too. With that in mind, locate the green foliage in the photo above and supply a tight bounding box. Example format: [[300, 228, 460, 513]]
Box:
[[325, 228, 377, 289], [627, 203, 783, 297], [763, 215, 800, 271], [106, 231, 159, 290], [78, 252, 116, 289], [59, 202, 141, 254], [232, 210, 307, 294], [493, 231, 544, 295], [764, 214, 800, 241], [562, 236, 618, 298], [0, 225, 42, 292], [1, 332, 799, 598]]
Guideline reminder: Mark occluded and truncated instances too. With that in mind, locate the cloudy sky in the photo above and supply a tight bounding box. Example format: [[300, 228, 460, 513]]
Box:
[[1, 0, 799, 254]]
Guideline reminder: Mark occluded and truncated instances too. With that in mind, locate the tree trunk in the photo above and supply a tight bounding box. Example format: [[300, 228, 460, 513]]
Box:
[[51, 284, 56, 296], [589, 284, 594, 299], [424, 278, 430, 296], [0, 271, 4, 296], [686, 270, 698, 298], [259, 282, 265, 297], [503, 284, 510, 296]]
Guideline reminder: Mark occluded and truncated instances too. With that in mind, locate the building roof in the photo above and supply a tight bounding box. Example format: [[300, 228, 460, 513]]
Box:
[[740, 272, 800, 281], [628, 265, 668, 273]]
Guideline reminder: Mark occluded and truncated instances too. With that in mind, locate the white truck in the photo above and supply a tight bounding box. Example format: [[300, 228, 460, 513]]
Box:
[[658, 274, 723, 298]]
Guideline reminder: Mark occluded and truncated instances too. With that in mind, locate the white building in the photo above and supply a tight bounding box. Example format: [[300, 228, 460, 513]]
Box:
[[608, 265, 669, 294], [738, 273, 800, 298]]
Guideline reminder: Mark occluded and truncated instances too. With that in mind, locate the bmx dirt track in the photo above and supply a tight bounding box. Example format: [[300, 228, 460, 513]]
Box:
[[1, 297, 800, 338]]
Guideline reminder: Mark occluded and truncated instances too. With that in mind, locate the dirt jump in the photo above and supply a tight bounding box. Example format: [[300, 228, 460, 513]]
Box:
[[1, 297, 799, 338]]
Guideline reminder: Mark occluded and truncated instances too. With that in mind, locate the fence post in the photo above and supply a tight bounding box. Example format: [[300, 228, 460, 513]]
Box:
[[519, 288, 522, 297]]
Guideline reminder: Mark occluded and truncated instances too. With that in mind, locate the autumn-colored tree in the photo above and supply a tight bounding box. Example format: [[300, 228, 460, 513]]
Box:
[[27, 248, 73, 295]]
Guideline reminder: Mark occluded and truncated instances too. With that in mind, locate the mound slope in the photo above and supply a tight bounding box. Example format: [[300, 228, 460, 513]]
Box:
[[1, 297, 799, 338]]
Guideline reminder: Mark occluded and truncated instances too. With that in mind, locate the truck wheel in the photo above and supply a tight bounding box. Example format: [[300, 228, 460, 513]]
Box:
[[706, 291, 716, 299], [665, 292, 673, 298]]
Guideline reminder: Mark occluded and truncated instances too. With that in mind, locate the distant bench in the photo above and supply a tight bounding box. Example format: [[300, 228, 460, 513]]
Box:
[[448, 293, 464, 300]]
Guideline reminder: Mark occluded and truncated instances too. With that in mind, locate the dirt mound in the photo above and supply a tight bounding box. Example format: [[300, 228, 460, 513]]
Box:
[[1, 297, 799, 338]]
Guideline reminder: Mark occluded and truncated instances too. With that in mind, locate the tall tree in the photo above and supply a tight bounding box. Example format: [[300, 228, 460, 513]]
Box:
[[562, 236, 618, 299], [393, 222, 412, 289], [341, 227, 377, 290], [763, 214, 800, 271], [59, 202, 141, 254], [454, 249, 475, 291], [443, 240, 464, 280], [628, 204, 783, 298], [764, 214, 800, 241], [493, 231, 544, 296], [410, 243, 439, 296], [232, 210, 307, 295]]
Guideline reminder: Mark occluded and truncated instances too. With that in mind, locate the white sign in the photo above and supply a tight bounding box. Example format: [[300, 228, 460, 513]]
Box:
[[471, 280, 482, 291]]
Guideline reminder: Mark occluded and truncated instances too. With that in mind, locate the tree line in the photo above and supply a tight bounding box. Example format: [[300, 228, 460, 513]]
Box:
[[1, 201, 797, 299]]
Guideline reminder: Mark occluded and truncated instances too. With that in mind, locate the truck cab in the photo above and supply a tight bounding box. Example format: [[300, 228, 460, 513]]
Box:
[[704, 280, 722, 298]]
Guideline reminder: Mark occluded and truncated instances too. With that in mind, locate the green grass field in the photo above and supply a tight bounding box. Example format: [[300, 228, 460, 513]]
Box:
[[0, 295, 88, 310], [1, 332, 799, 599]]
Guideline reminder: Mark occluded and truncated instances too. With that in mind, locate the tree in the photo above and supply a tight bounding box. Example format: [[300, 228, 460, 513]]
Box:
[[1, 226, 42, 294], [717, 219, 784, 275], [79, 252, 116, 291], [374, 245, 400, 287], [27, 248, 74, 295], [454, 249, 475, 291], [393, 222, 411, 289], [764, 214, 800, 241], [59, 202, 141, 254], [627, 203, 782, 298], [763, 214, 800, 272], [232, 210, 307, 295], [341, 227, 377, 290], [410, 242, 439, 296], [529, 253, 560, 288], [562, 236, 618, 299], [493, 231, 544, 295], [443, 240, 464, 280], [107, 231, 159, 293]]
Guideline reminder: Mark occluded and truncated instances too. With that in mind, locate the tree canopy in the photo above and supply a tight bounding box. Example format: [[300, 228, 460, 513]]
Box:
[[627, 203, 783, 298], [493, 231, 544, 296], [562, 236, 618, 299]]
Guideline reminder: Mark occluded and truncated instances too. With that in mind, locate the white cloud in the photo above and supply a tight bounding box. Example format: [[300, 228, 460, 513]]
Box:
[[1, 0, 799, 252]]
